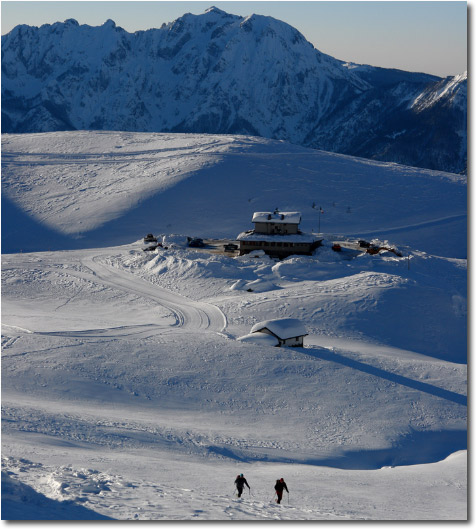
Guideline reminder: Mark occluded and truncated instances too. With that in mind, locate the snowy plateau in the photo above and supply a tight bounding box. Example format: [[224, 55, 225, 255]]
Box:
[[1, 6, 467, 174], [1, 131, 467, 521]]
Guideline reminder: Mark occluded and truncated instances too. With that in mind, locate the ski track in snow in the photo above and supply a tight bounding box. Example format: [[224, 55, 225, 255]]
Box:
[[81, 252, 227, 335], [2, 249, 227, 340]]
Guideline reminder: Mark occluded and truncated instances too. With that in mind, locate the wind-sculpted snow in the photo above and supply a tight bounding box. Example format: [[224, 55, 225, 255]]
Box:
[[1, 8, 467, 172], [1, 467, 114, 520]]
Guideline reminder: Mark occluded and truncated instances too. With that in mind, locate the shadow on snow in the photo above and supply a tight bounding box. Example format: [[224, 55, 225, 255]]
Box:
[[1, 472, 114, 520], [303, 347, 467, 406]]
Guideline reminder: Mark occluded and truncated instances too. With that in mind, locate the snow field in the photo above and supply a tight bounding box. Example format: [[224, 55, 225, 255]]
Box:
[[1, 450, 466, 521], [2, 239, 466, 519], [1, 132, 466, 520]]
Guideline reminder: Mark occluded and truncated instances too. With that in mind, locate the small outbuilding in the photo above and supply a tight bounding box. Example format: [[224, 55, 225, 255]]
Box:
[[248, 318, 308, 347]]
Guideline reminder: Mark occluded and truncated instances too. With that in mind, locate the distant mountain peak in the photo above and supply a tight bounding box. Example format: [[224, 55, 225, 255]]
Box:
[[64, 18, 79, 27], [204, 6, 229, 16], [1, 8, 467, 174]]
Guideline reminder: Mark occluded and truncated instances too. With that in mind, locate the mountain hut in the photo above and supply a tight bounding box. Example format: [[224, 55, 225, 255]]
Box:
[[249, 318, 308, 347], [237, 209, 322, 258]]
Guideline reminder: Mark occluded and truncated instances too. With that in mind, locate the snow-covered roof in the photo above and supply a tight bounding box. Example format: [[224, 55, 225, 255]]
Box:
[[237, 333, 279, 347], [251, 318, 308, 339], [252, 211, 301, 224], [237, 231, 322, 243]]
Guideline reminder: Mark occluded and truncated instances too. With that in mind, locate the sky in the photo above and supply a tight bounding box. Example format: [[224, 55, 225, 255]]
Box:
[[0, 1, 468, 77]]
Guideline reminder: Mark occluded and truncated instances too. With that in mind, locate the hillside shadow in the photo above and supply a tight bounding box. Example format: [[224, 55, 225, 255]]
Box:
[[271, 428, 467, 470], [311, 428, 467, 470], [1, 189, 182, 254], [2, 168, 226, 253], [302, 346, 467, 406], [204, 428, 467, 470], [1, 195, 77, 253]]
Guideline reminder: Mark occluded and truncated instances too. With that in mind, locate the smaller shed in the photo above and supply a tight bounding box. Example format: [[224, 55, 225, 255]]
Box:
[[250, 318, 308, 347]]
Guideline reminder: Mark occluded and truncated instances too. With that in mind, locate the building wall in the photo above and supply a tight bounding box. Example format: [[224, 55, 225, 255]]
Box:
[[239, 239, 321, 258], [254, 329, 304, 347], [282, 336, 304, 347], [253, 222, 299, 235]]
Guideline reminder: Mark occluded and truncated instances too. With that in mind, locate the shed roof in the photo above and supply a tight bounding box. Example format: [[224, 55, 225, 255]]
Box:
[[250, 318, 308, 339], [252, 211, 301, 224]]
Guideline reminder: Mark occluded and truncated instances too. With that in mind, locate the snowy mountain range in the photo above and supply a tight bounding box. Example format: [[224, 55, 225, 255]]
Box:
[[1, 6, 467, 174]]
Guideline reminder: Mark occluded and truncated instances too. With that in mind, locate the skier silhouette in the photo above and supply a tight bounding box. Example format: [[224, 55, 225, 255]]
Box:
[[234, 473, 250, 498], [274, 478, 289, 504]]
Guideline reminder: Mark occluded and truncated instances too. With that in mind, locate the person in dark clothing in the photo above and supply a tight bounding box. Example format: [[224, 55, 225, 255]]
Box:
[[234, 474, 250, 498], [274, 478, 289, 504]]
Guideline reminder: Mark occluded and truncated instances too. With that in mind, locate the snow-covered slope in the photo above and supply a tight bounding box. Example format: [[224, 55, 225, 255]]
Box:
[[412, 72, 467, 112], [2, 131, 467, 257], [1, 7, 467, 173], [1, 132, 467, 520]]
